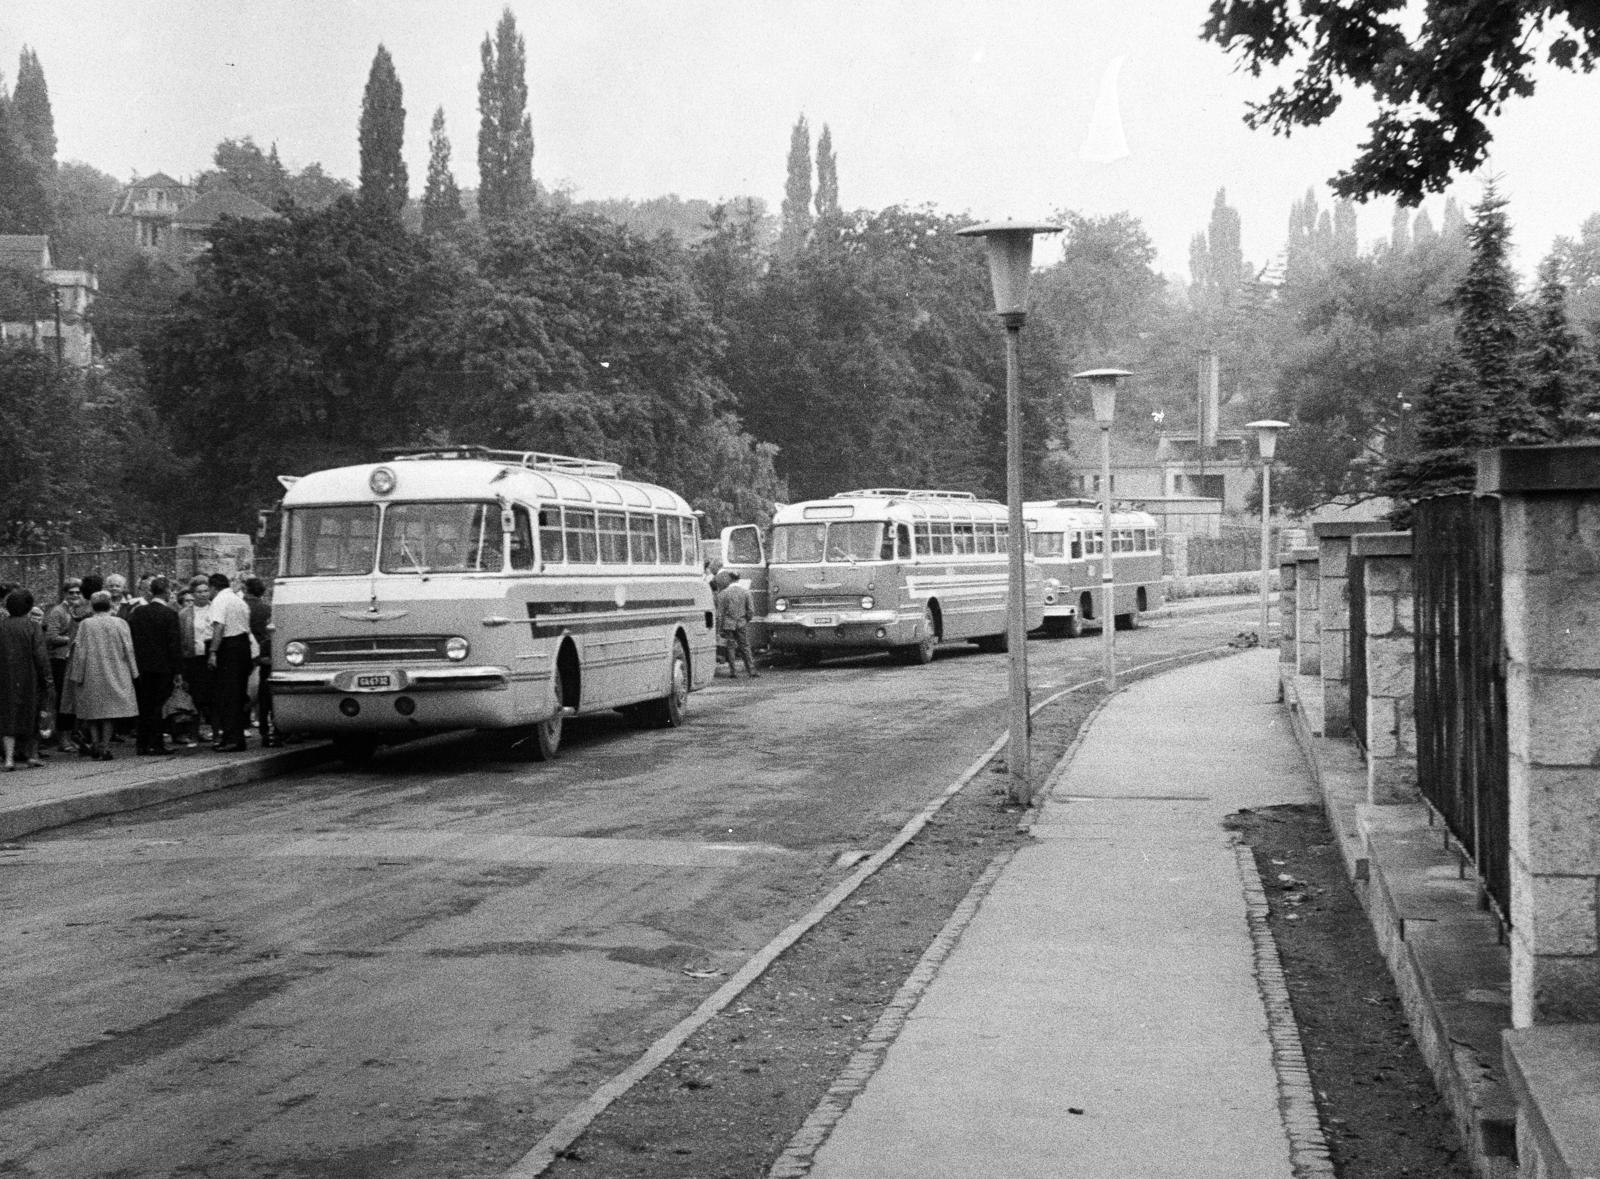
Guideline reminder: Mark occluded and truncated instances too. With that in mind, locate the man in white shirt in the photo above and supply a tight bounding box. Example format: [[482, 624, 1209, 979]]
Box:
[[205, 573, 254, 750]]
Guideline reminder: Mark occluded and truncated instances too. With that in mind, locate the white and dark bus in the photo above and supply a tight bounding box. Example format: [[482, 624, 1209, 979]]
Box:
[[270, 448, 715, 763], [721, 488, 1044, 666], [1023, 499, 1164, 635]]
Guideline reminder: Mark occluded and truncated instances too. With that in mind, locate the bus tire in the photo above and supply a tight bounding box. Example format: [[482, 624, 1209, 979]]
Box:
[[1115, 612, 1138, 631], [1065, 612, 1083, 638], [903, 605, 937, 665], [640, 637, 690, 728], [975, 631, 1008, 653], [331, 735, 377, 767], [1041, 617, 1070, 639], [504, 676, 564, 760]]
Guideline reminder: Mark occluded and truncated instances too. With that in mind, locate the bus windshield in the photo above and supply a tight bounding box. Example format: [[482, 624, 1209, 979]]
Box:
[[771, 521, 889, 564], [380, 501, 503, 573], [283, 505, 379, 576]]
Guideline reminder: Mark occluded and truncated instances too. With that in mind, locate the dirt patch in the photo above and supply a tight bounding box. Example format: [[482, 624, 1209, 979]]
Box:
[[1226, 803, 1475, 1179]]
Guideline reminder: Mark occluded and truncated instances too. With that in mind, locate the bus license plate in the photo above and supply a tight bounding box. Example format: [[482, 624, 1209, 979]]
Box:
[[354, 672, 395, 691], [811, 615, 835, 627]]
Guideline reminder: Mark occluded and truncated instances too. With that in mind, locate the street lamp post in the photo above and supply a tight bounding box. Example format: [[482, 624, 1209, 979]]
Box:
[[1074, 369, 1131, 692], [1245, 420, 1289, 641], [958, 220, 1061, 805]]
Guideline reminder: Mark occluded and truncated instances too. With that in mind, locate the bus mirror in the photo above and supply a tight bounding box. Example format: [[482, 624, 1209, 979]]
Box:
[[497, 497, 514, 534]]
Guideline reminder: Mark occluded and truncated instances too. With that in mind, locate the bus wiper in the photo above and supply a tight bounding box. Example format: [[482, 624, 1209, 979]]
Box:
[[399, 537, 429, 581]]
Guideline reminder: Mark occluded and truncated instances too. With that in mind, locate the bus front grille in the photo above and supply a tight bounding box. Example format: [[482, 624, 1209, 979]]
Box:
[[304, 636, 451, 664]]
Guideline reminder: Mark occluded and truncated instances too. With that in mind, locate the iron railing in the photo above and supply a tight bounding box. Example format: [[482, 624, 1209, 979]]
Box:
[[0, 545, 210, 596], [1413, 494, 1509, 924], [1349, 552, 1367, 750]]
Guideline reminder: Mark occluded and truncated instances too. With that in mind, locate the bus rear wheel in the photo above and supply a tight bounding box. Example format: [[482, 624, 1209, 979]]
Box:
[[1114, 612, 1139, 631], [974, 630, 1009, 653], [331, 735, 377, 767], [639, 637, 690, 728]]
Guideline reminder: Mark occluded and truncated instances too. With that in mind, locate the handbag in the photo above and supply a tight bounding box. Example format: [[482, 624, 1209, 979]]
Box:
[[163, 682, 197, 719]]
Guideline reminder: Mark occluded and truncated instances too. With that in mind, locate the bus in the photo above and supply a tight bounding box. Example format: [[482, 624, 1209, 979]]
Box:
[[270, 448, 716, 763], [1023, 499, 1164, 636], [721, 489, 1044, 666]]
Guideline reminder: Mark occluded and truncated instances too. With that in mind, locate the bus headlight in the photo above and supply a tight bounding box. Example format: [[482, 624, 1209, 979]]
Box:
[[445, 636, 470, 661], [774, 598, 788, 612], [284, 641, 308, 667], [860, 595, 874, 610]]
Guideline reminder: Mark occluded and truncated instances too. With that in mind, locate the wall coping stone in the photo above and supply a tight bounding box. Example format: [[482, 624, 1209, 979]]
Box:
[[1352, 531, 1413, 558], [1477, 443, 1600, 494], [1313, 520, 1394, 539], [1290, 546, 1320, 562], [1503, 1025, 1600, 1178]]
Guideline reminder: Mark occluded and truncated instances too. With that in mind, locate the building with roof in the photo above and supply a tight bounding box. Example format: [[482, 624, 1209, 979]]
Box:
[[0, 235, 98, 367], [111, 174, 277, 257]]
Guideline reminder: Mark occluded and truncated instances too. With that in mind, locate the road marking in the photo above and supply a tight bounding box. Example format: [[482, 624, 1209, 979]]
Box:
[[10, 832, 792, 869]]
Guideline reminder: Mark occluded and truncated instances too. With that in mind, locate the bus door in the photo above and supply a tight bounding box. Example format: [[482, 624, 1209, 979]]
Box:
[[719, 524, 770, 649]]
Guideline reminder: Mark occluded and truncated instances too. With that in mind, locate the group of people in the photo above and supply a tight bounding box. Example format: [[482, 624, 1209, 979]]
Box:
[[706, 560, 758, 679], [0, 568, 276, 773]]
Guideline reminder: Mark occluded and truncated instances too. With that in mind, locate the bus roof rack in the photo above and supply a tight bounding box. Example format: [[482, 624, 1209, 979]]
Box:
[[385, 446, 622, 478], [833, 488, 979, 501]]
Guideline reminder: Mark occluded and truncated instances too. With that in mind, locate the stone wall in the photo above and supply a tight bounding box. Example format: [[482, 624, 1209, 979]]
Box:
[[177, 532, 255, 578], [1314, 522, 1392, 739], [1293, 547, 1321, 677]]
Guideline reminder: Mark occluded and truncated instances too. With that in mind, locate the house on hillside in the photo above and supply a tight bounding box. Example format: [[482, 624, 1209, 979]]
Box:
[[111, 174, 277, 257], [0, 235, 98, 367]]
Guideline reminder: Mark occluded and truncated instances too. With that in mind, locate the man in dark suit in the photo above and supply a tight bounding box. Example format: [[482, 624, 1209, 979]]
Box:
[[128, 576, 184, 755]]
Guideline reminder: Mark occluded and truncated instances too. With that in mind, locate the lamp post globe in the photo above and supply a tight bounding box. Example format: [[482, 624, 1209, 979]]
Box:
[[957, 220, 1061, 806]]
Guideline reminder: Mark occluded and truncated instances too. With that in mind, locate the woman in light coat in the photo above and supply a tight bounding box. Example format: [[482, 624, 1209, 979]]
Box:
[[68, 591, 139, 760]]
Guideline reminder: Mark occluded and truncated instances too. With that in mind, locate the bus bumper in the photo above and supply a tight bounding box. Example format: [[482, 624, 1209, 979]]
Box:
[[761, 611, 914, 651], [271, 665, 529, 734]]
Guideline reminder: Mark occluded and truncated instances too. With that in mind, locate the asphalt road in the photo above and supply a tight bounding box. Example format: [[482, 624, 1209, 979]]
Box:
[[0, 601, 1256, 1179]]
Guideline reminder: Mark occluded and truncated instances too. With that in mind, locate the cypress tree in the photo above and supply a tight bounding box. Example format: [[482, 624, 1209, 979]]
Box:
[[814, 123, 838, 219], [778, 115, 812, 259], [0, 96, 51, 233], [358, 44, 408, 218], [1522, 256, 1594, 439], [477, 7, 535, 220], [13, 47, 55, 177], [421, 106, 464, 235]]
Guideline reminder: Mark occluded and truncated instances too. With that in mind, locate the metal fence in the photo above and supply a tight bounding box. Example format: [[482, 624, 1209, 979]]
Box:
[[0, 545, 211, 596], [1185, 526, 1282, 576], [1413, 494, 1510, 925]]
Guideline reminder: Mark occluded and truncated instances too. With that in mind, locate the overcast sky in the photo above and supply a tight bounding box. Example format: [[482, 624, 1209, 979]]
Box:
[[4, 0, 1591, 280]]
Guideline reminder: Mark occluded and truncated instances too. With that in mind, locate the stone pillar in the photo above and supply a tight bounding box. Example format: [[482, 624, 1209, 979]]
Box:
[[1277, 550, 1297, 664], [1353, 531, 1416, 805], [1314, 522, 1392, 738], [1293, 547, 1321, 677], [177, 532, 255, 579], [1479, 445, 1600, 1027]]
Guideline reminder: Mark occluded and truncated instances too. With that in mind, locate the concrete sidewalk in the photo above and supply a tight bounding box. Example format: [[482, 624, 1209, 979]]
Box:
[[800, 646, 1326, 1178], [0, 733, 334, 842]]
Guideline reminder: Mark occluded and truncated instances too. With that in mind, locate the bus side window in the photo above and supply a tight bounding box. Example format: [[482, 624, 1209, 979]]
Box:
[[566, 509, 599, 564], [1070, 533, 1083, 559], [897, 524, 912, 560], [531, 506, 558, 569], [879, 526, 896, 561], [913, 523, 931, 556]]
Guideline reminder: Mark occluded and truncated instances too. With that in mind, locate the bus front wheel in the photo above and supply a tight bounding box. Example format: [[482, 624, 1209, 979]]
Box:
[[900, 605, 937, 665], [506, 676, 564, 760], [331, 735, 377, 767]]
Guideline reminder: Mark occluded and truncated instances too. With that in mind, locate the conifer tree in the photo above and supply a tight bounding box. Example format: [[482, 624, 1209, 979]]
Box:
[[814, 124, 839, 219], [1383, 184, 1538, 503], [477, 7, 536, 220], [0, 96, 51, 233], [421, 106, 464, 235], [358, 44, 408, 218], [778, 115, 812, 259], [1522, 256, 1599, 439], [13, 47, 55, 177]]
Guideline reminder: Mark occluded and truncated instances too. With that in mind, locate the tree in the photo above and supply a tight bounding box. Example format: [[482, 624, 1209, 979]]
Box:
[[358, 44, 408, 219], [814, 123, 839, 220], [1522, 256, 1600, 439], [1190, 188, 1242, 301], [778, 115, 812, 260], [1382, 185, 1538, 505], [1202, 1, 1600, 203], [13, 47, 56, 178], [0, 96, 52, 233], [203, 137, 291, 204], [477, 7, 535, 220], [146, 200, 452, 525], [421, 106, 464, 235]]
